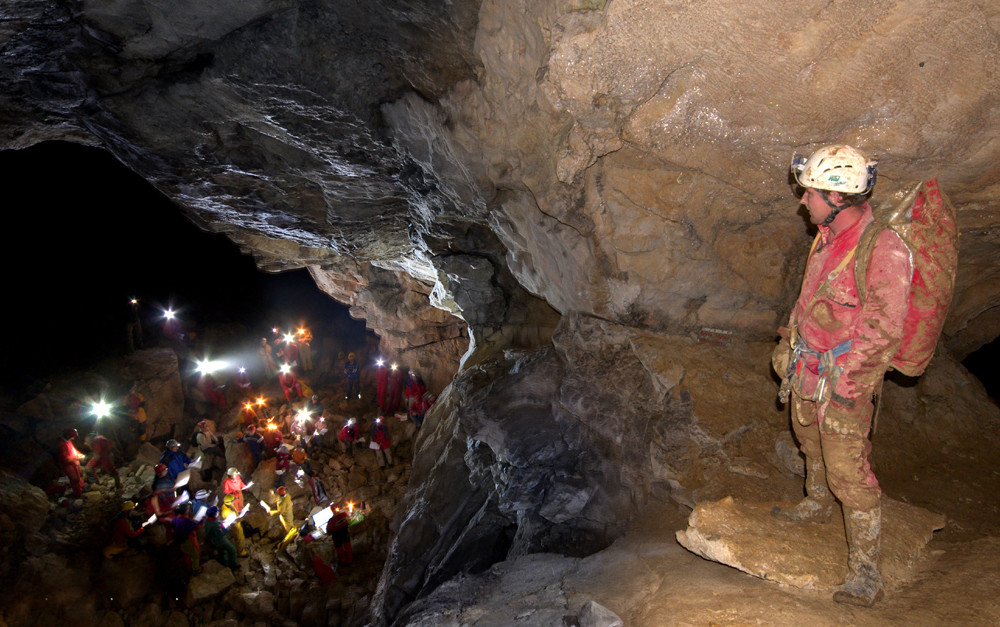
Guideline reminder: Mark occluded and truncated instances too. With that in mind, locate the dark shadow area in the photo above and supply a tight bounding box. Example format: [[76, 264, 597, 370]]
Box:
[[963, 336, 1000, 403], [0, 141, 371, 401]]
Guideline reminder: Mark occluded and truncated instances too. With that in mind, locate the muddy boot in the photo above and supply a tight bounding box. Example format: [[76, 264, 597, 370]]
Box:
[[771, 456, 834, 523], [833, 504, 884, 607]]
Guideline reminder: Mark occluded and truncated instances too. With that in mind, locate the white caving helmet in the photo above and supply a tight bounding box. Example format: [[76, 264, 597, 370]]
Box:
[[227, 467, 240, 477], [790, 144, 878, 195]]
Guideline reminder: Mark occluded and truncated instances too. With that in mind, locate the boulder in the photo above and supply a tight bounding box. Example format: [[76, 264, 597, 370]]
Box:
[[675, 496, 946, 589], [578, 600, 624, 627], [185, 561, 237, 606]]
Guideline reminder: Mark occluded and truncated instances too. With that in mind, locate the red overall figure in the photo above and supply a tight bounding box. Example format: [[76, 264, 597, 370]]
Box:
[[223, 467, 248, 512], [199, 373, 227, 410], [279, 340, 300, 372], [326, 505, 353, 566], [85, 433, 121, 489], [375, 361, 389, 410], [278, 369, 302, 403], [404, 370, 426, 416], [386, 365, 405, 413], [57, 429, 85, 496]]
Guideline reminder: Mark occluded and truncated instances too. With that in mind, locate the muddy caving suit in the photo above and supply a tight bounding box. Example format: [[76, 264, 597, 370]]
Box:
[[777, 203, 911, 594]]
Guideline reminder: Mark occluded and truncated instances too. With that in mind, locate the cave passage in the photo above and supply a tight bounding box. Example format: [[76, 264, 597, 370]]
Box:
[[0, 141, 375, 400]]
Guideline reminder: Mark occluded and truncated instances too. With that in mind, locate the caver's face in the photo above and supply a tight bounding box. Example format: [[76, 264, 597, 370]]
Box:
[[800, 187, 833, 225]]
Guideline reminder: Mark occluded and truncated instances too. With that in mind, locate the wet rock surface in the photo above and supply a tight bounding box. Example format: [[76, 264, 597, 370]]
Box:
[[676, 496, 945, 589]]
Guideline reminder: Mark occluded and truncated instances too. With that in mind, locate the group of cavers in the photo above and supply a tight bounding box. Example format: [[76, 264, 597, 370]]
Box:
[[62, 418, 357, 584], [52, 317, 436, 586]]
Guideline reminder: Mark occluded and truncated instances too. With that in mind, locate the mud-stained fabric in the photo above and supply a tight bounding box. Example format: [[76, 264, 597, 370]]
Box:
[[791, 204, 912, 422], [792, 397, 880, 511], [784, 204, 911, 512]]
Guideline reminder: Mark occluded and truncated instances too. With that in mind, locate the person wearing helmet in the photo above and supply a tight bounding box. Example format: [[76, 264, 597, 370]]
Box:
[[220, 492, 248, 557], [374, 359, 389, 410], [190, 489, 212, 518], [273, 444, 291, 488], [237, 424, 266, 470], [386, 363, 405, 414], [772, 144, 911, 608], [344, 352, 360, 400], [194, 420, 224, 481], [326, 503, 353, 566], [125, 383, 148, 442], [223, 467, 249, 512], [338, 418, 359, 455], [84, 432, 121, 489], [296, 325, 313, 372], [270, 486, 299, 551], [204, 505, 238, 570], [404, 370, 426, 419], [103, 501, 146, 558], [159, 439, 192, 481], [56, 428, 85, 497], [172, 502, 203, 575], [277, 335, 300, 373], [277, 365, 303, 403], [370, 416, 393, 468], [258, 337, 277, 379]]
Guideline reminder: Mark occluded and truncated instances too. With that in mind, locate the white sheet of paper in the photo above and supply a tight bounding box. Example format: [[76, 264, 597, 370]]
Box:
[[142, 513, 157, 528], [193, 505, 207, 522], [189, 457, 203, 469], [312, 506, 334, 531], [173, 469, 192, 488], [369, 441, 380, 450], [242, 481, 254, 491], [222, 513, 236, 528]]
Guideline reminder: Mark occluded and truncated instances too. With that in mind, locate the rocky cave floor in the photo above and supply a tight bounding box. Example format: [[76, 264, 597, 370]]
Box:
[[402, 400, 1000, 627], [3, 354, 999, 627]]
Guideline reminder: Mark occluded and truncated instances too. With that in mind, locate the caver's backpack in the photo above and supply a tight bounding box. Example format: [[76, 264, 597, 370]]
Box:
[[854, 177, 958, 376]]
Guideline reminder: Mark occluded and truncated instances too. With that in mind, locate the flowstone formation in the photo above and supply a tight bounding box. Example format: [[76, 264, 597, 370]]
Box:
[[4, 0, 1000, 624]]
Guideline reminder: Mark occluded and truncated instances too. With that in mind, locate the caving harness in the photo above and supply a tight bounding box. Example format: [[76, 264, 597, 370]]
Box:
[[778, 232, 859, 412]]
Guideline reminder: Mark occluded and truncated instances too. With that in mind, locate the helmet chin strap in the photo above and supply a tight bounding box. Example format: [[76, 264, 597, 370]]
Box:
[[819, 190, 850, 227]]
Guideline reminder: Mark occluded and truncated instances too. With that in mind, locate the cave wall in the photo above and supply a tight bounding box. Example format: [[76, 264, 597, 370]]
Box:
[[3, 0, 1000, 623], [3, 0, 998, 358]]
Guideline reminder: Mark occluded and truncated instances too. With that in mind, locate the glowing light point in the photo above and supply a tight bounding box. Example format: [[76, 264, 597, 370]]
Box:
[[279, 364, 292, 375], [238, 366, 246, 374], [283, 333, 295, 344], [391, 363, 398, 371], [91, 400, 112, 419], [376, 358, 384, 367], [163, 309, 176, 320]]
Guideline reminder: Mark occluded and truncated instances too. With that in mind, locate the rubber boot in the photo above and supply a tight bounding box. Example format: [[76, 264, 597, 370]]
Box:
[[771, 456, 835, 523], [833, 504, 884, 607]]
